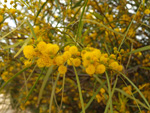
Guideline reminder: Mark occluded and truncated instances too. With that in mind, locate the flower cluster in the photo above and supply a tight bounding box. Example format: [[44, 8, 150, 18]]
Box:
[[0, 15, 3, 23], [23, 41, 123, 76]]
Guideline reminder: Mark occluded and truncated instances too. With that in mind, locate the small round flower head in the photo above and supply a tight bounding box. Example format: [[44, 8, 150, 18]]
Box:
[[23, 45, 35, 59], [86, 64, 95, 75], [37, 55, 53, 67], [110, 54, 116, 59], [69, 46, 78, 55], [100, 56, 108, 63], [0, 15, 3, 23], [100, 88, 105, 94], [55, 56, 64, 66], [67, 58, 73, 66], [96, 64, 106, 74], [48, 44, 59, 55], [37, 41, 47, 53], [62, 51, 71, 61], [58, 65, 67, 75], [64, 45, 70, 51], [117, 65, 123, 71], [109, 61, 119, 70], [144, 9, 150, 15], [24, 60, 32, 67], [72, 58, 81, 67], [10, 8, 16, 14]]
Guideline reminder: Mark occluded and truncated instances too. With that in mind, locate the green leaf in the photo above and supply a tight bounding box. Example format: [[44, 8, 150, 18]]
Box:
[[72, 0, 83, 9], [14, 34, 32, 58], [27, 20, 37, 40], [0, 19, 26, 40], [115, 88, 149, 110], [37, 66, 54, 105], [126, 45, 150, 55], [0, 66, 30, 91], [80, 81, 107, 113], [105, 71, 113, 113], [34, 0, 48, 24], [91, 12, 104, 20], [25, 68, 45, 103], [73, 65, 85, 113], [118, 3, 142, 51], [77, 0, 88, 41], [55, 0, 61, 10], [3, 40, 24, 49], [81, 19, 136, 44], [118, 71, 150, 110], [49, 73, 60, 113]]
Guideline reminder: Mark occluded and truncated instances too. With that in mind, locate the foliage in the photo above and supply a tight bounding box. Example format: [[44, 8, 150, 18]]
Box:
[[0, 0, 150, 113]]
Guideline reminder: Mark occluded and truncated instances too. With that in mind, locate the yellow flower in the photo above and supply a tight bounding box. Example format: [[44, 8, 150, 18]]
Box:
[[55, 56, 64, 66], [0, 15, 3, 23], [100, 88, 105, 94], [109, 61, 119, 70], [47, 44, 59, 55], [86, 64, 95, 75], [10, 8, 16, 14], [144, 9, 150, 14], [69, 46, 78, 55], [118, 65, 123, 71], [123, 85, 132, 95], [67, 58, 73, 65], [24, 60, 32, 67], [82, 60, 90, 67], [37, 55, 53, 67], [96, 94, 102, 103], [72, 58, 81, 67], [64, 45, 70, 51], [100, 56, 108, 63], [37, 41, 47, 53], [96, 64, 106, 74], [58, 65, 67, 74], [23, 45, 35, 59], [110, 54, 116, 59], [62, 51, 71, 61]]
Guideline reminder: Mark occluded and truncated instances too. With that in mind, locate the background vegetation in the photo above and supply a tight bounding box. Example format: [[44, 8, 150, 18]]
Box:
[[0, 0, 150, 113]]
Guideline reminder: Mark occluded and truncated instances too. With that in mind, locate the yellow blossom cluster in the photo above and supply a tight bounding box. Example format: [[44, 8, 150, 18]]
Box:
[[0, 15, 3, 23], [81, 47, 123, 75], [23, 42, 123, 76]]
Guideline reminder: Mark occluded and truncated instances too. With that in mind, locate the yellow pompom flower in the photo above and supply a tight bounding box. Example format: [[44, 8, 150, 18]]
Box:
[[69, 46, 78, 55], [72, 58, 81, 67], [37, 41, 47, 53], [144, 9, 150, 14], [67, 58, 73, 66], [64, 45, 70, 51], [92, 49, 101, 58], [10, 8, 16, 14], [100, 88, 105, 94], [24, 60, 32, 67], [82, 60, 90, 67], [118, 65, 123, 71], [110, 54, 116, 59], [100, 56, 108, 63], [37, 55, 53, 67], [58, 65, 67, 74], [109, 61, 119, 70], [86, 64, 95, 75], [37, 58, 45, 67], [23, 45, 35, 59], [48, 44, 59, 55], [0, 15, 3, 23], [96, 64, 106, 74], [55, 56, 64, 66], [62, 51, 71, 61]]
